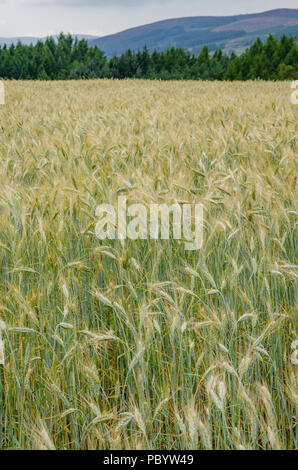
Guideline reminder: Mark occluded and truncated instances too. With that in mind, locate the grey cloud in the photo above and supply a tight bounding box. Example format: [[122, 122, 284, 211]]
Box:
[[27, 0, 163, 6]]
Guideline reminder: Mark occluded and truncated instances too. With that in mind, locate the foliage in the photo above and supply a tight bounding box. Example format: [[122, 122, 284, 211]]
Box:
[[0, 33, 297, 81]]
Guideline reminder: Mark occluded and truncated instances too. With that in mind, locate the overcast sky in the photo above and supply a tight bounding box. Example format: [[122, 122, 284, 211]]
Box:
[[0, 0, 297, 38]]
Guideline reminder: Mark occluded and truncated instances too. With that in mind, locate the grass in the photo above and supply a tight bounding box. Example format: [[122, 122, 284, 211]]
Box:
[[0, 79, 297, 450]]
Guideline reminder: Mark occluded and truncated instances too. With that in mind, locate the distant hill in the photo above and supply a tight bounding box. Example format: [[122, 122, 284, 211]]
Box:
[[0, 34, 97, 48], [88, 8, 298, 56], [1, 9, 297, 57]]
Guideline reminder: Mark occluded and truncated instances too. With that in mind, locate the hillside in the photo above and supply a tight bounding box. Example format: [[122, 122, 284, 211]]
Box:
[[1, 9, 297, 57], [88, 8, 298, 56]]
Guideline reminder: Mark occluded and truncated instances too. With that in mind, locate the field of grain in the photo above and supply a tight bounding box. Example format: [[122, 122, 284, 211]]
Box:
[[0, 80, 297, 450]]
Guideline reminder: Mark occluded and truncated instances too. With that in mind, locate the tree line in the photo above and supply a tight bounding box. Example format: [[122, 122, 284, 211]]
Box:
[[0, 33, 297, 80]]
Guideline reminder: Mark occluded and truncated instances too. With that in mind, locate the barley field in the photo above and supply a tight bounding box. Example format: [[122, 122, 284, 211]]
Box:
[[0, 80, 297, 450]]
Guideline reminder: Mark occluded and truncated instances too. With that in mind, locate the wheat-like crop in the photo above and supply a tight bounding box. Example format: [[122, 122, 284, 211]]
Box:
[[0, 80, 297, 449]]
